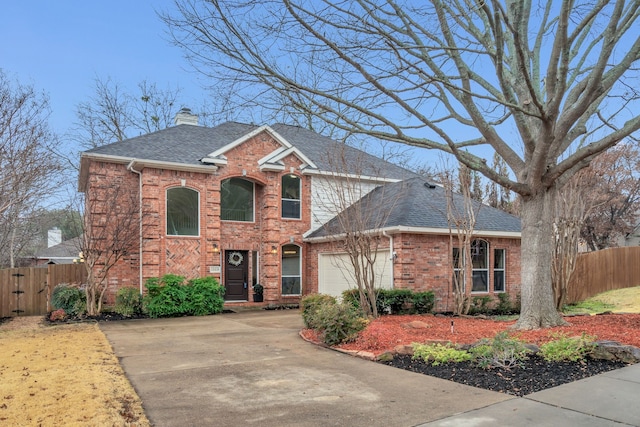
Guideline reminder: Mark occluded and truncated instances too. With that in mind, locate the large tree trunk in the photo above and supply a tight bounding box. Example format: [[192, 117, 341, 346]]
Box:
[[514, 187, 568, 330]]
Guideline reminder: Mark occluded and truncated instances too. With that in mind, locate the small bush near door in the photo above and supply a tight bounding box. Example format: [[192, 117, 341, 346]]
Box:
[[143, 274, 224, 318]]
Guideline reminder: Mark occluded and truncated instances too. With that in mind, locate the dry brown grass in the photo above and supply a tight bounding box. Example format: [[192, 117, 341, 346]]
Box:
[[588, 286, 640, 313], [0, 317, 149, 426]]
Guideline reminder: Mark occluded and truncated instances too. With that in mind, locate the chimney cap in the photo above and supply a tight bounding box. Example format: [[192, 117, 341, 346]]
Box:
[[174, 107, 199, 126]]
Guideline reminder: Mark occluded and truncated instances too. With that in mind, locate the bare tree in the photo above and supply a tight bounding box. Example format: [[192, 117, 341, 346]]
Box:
[[440, 164, 480, 315], [0, 71, 64, 267], [70, 77, 182, 150], [486, 153, 518, 215], [314, 147, 404, 317], [580, 143, 640, 250], [77, 179, 141, 315], [552, 177, 588, 310], [162, 1, 640, 328]]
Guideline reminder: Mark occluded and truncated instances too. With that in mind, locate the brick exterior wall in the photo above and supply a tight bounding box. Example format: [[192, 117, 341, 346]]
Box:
[[306, 233, 521, 312], [84, 129, 522, 311], [84, 131, 311, 305]]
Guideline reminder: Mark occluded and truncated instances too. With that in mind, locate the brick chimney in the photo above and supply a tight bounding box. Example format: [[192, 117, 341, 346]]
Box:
[[174, 107, 199, 126]]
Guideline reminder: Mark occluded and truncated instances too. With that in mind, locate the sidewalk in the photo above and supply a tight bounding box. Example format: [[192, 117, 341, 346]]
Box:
[[418, 363, 640, 426]]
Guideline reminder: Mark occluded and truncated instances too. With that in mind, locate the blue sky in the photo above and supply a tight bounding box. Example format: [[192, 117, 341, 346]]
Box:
[[1, 1, 205, 138]]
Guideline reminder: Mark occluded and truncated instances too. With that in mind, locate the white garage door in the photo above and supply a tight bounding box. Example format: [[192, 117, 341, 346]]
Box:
[[318, 250, 392, 298]]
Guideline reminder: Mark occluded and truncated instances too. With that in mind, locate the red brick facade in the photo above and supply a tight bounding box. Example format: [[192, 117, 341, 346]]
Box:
[[306, 234, 521, 312], [84, 131, 311, 305], [83, 128, 522, 310]]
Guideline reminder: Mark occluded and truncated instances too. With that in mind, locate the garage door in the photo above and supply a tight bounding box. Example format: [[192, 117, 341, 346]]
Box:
[[318, 250, 392, 298]]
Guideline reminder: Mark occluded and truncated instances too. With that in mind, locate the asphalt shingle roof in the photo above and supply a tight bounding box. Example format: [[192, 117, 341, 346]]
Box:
[[34, 236, 82, 259], [308, 177, 521, 238], [84, 122, 415, 180]]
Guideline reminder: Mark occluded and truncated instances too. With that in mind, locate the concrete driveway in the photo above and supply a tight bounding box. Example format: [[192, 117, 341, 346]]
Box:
[[100, 310, 511, 426]]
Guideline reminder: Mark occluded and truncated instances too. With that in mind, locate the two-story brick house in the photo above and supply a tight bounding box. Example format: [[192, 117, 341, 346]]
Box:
[[78, 109, 521, 311]]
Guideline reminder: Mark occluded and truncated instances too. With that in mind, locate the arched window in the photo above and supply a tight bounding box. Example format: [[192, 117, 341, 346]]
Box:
[[221, 178, 254, 221], [166, 187, 199, 236], [471, 239, 489, 292], [281, 244, 301, 295], [281, 174, 301, 219]]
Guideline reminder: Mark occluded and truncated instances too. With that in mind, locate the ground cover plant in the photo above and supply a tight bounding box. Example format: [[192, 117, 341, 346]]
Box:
[[335, 313, 640, 396], [301, 287, 640, 396], [0, 317, 148, 426]]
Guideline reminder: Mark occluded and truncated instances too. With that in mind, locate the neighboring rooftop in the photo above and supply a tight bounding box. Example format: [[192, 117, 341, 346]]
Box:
[[34, 236, 82, 264]]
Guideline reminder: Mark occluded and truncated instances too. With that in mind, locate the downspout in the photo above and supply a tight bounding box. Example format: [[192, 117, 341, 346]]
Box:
[[126, 160, 144, 296], [382, 230, 394, 288]]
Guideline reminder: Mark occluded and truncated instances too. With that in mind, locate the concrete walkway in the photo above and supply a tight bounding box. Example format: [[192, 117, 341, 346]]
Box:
[[100, 310, 640, 427]]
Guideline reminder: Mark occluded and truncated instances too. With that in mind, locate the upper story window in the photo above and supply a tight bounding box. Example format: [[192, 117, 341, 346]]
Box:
[[221, 177, 254, 222], [167, 187, 199, 236], [282, 174, 301, 219]]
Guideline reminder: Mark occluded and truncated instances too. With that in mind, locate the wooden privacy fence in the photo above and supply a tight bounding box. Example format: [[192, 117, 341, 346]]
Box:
[[0, 263, 87, 317], [566, 246, 640, 304]]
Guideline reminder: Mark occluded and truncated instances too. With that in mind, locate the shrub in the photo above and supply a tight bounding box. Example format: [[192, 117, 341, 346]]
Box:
[[143, 275, 225, 318], [51, 283, 86, 316], [313, 302, 368, 346], [341, 288, 384, 314], [540, 333, 596, 362], [411, 291, 435, 314], [143, 275, 190, 318], [114, 287, 143, 317], [380, 289, 413, 314], [185, 277, 225, 316], [495, 293, 514, 315], [412, 342, 472, 366], [300, 293, 336, 329], [469, 296, 493, 315], [342, 288, 435, 315], [49, 309, 66, 321], [470, 331, 531, 369]]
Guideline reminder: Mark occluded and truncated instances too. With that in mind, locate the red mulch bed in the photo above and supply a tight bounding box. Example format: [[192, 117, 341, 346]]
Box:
[[302, 313, 640, 356]]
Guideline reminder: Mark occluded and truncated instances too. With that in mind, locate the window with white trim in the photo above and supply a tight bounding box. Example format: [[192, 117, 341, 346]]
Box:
[[281, 174, 301, 219], [494, 248, 505, 292], [221, 178, 254, 222], [166, 187, 199, 236], [471, 239, 489, 292], [281, 244, 301, 295]]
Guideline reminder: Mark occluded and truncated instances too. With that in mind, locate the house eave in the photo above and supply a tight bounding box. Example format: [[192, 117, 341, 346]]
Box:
[[78, 153, 218, 192], [304, 226, 521, 243], [302, 169, 400, 184]]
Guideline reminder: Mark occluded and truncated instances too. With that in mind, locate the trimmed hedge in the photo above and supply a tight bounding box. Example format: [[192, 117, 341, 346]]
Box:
[[342, 288, 435, 315], [143, 274, 224, 318]]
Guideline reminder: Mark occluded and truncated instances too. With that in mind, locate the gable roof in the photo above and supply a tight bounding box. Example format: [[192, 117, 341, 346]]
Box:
[[80, 122, 416, 186], [306, 177, 521, 240]]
